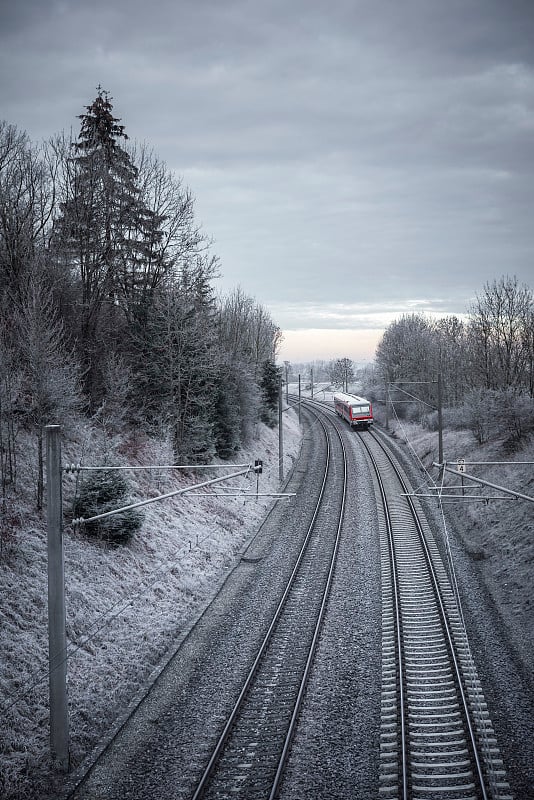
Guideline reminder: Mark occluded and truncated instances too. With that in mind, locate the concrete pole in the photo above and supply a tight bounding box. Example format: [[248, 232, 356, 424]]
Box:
[[278, 375, 284, 483], [298, 374, 301, 426], [46, 425, 69, 771], [311, 367, 314, 399]]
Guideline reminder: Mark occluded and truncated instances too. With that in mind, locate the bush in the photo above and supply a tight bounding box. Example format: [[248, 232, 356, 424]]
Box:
[[456, 389, 534, 444], [422, 408, 459, 432], [72, 469, 143, 545], [498, 391, 534, 443]]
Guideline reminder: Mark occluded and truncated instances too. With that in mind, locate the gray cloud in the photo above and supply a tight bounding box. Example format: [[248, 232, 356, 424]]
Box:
[[0, 0, 533, 357]]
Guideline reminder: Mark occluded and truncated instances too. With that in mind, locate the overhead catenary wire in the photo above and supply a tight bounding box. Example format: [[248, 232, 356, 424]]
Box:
[[64, 463, 251, 473], [71, 467, 254, 526], [2, 463, 288, 717], [436, 462, 534, 503]]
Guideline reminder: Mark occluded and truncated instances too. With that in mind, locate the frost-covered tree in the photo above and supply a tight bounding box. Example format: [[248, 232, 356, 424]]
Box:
[[131, 142, 206, 314], [217, 288, 281, 442], [432, 315, 469, 405], [14, 277, 82, 509], [132, 256, 218, 462], [51, 88, 167, 406], [375, 314, 438, 411], [468, 275, 533, 393], [0, 122, 57, 307], [329, 357, 355, 392], [72, 468, 142, 545], [259, 359, 281, 427]]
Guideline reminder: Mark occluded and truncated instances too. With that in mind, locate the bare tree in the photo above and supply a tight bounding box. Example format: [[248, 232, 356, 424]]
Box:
[[468, 275, 533, 392], [0, 316, 19, 497], [433, 315, 469, 405], [218, 288, 280, 372], [15, 277, 82, 509], [131, 142, 208, 304], [0, 122, 57, 306], [375, 314, 438, 411], [330, 357, 355, 392], [217, 287, 281, 441]]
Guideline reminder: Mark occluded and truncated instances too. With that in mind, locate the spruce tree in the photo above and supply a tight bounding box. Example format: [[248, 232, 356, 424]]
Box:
[[131, 255, 219, 463], [52, 88, 166, 406], [260, 359, 281, 427]]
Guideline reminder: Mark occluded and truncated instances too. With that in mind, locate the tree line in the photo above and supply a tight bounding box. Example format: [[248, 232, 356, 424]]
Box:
[[0, 89, 281, 512], [369, 275, 534, 444], [284, 357, 357, 393]]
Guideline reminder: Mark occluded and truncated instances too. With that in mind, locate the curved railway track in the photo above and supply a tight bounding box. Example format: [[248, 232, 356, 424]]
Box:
[[302, 397, 513, 799], [190, 407, 348, 799], [65, 395, 515, 800], [361, 428, 513, 800]]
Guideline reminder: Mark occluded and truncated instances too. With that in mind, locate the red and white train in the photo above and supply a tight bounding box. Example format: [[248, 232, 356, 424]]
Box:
[[334, 392, 373, 429]]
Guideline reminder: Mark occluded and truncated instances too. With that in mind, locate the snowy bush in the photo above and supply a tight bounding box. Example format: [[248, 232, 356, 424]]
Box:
[[456, 388, 534, 444], [496, 390, 534, 443], [456, 389, 500, 443], [422, 408, 460, 432], [71, 469, 143, 545]]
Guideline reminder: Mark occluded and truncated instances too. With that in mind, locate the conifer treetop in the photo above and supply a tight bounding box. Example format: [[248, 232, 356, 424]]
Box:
[[75, 86, 128, 153]]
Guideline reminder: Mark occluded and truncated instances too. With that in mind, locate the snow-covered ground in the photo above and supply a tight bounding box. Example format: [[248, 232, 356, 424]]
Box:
[[2, 388, 532, 799], [0, 410, 302, 800]]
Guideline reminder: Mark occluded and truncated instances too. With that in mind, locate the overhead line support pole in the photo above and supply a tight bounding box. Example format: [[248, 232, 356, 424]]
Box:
[[437, 373, 443, 468], [46, 424, 69, 771], [435, 463, 534, 503], [278, 373, 284, 483]]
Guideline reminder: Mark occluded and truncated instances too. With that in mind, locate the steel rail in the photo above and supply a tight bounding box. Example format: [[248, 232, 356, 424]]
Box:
[[358, 433, 410, 799], [269, 407, 348, 799], [365, 430, 490, 800], [190, 408, 346, 799]]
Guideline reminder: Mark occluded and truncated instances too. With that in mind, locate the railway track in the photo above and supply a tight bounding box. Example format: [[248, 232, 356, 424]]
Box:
[[360, 428, 513, 800], [65, 395, 516, 800], [190, 407, 347, 799]]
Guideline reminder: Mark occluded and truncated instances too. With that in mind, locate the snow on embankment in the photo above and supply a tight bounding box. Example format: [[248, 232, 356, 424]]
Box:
[[383, 418, 534, 671], [0, 411, 301, 800]]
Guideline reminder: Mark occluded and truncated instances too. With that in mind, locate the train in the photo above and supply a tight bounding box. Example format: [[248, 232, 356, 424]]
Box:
[[333, 392, 374, 429]]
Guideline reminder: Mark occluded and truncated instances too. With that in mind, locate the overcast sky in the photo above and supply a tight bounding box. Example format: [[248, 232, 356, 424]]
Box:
[[1, 0, 533, 362]]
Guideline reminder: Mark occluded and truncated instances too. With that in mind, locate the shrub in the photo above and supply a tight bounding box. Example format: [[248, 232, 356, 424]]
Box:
[[455, 388, 534, 444], [422, 408, 460, 432], [498, 391, 534, 443], [72, 469, 143, 545]]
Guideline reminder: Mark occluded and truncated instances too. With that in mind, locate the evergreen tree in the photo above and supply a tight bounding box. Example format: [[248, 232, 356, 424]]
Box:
[[72, 469, 142, 545], [259, 359, 281, 427], [131, 255, 218, 462], [14, 278, 82, 509], [52, 88, 166, 406], [212, 365, 242, 459]]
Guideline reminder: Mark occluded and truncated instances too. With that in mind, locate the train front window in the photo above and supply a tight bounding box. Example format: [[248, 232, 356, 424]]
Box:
[[352, 404, 369, 415]]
